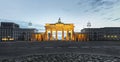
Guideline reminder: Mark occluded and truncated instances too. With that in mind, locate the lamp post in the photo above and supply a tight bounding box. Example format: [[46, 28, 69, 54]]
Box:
[[7, 36, 10, 41], [87, 22, 91, 41]]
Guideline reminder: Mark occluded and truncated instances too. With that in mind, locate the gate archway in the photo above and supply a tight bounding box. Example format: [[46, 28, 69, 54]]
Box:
[[44, 18, 74, 41]]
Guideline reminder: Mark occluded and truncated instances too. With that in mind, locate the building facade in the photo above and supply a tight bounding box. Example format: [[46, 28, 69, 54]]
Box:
[[74, 32, 87, 41], [81, 27, 120, 41], [0, 22, 35, 41], [4, 19, 119, 41], [2, 21, 120, 41]]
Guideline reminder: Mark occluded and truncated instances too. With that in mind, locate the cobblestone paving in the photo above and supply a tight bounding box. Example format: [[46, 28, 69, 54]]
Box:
[[0, 53, 120, 62]]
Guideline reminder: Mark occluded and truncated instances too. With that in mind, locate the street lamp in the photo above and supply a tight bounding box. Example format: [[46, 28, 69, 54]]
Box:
[[87, 22, 91, 41], [7, 36, 10, 41]]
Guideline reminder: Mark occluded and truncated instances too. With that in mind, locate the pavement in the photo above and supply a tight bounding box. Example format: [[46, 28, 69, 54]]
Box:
[[0, 41, 120, 59]]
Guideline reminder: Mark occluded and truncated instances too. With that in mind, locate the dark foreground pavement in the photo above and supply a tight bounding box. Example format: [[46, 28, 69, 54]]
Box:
[[0, 41, 120, 61]]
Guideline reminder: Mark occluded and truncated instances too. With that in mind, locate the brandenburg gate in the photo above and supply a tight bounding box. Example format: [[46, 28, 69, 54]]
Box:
[[33, 18, 87, 41], [45, 18, 74, 41]]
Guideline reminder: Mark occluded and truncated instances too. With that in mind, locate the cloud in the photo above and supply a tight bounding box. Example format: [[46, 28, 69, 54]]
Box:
[[90, 0, 117, 13], [79, 0, 118, 12], [91, 0, 118, 7], [104, 17, 113, 20], [62, 8, 71, 12], [93, 9, 101, 12], [112, 18, 120, 21]]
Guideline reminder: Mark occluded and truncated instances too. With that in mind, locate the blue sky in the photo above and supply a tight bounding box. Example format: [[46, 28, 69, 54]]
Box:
[[0, 0, 120, 32]]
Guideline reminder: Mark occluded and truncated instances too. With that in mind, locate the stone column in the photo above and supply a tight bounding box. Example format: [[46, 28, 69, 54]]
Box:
[[66, 30, 69, 40], [70, 30, 72, 40], [46, 29, 48, 41], [56, 30, 58, 40], [50, 29, 52, 40], [71, 29, 74, 41], [62, 30, 64, 41]]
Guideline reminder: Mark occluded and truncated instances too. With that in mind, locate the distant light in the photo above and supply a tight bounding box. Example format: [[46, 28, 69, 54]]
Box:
[[107, 35, 110, 38], [111, 35, 114, 38], [2, 38, 8, 41], [9, 38, 14, 40], [114, 35, 117, 38], [104, 35, 106, 38]]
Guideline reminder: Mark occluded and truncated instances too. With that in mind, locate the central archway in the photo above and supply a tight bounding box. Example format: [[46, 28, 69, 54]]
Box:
[[44, 18, 74, 41]]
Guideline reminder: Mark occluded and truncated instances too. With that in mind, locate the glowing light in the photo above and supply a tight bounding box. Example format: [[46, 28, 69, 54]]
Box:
[[9, 38, 14, 40], [2, 38, 8, 41], [114, 35, 117, 38], [111, 35, 114, 38], [107, 35, 110, 38], [104, 35, 106, 38]]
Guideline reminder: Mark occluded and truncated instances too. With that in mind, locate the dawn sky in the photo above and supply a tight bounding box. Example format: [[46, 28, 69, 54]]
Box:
[[0, 0, 120, 32]]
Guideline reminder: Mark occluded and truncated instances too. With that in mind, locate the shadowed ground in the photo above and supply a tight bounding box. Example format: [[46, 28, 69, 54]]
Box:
[[0, 41, 120, 61]]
